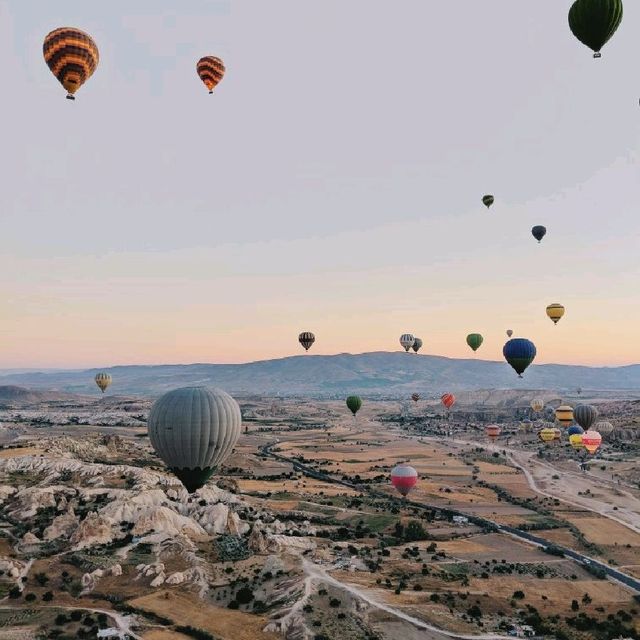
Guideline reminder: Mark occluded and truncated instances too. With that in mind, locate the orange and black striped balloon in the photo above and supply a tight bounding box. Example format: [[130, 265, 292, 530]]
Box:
[[43, 27, 99, 100], [197, 56, 225, 94]]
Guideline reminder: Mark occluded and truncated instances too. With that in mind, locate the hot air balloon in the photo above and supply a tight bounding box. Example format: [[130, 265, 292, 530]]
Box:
[[546, 303, 565, 325], [412, 338, 423, 353], [411, 393, 420, 403], [147, 387, 241, 493], [531, 398, 545, 413], [503, 338, 536, 378], [506, 329, 513, 338], [400, 334, 415, 352], [95, 373, 112, 393], [485, 424, 501, 441], [196, 56, 226, 93], [577, 387, 583, 395], [532, 226, 547, 243], [595, 420, 613, 436], [569, 0, 623, 58], [552, 427, 562, 441], [391, 463, 418, 497], [569, 433, 584, 450], [466, 333, 484, 352], [43, 28, 99, 100], [441, 393, 455, 410], [346, 395, 362, 416], [555, 405, 574, 427], [574, 404, 598, 431], [538, 427, 556, 443], [567, 424, 585, 436], [482, 195, 494, 209], [299, 331, 315, 352], [581, 430, 602, 455]]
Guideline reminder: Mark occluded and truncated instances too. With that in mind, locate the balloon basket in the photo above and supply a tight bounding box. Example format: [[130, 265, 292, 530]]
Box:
[[593, 52, 601, 59], [66, 94, 75, 100]]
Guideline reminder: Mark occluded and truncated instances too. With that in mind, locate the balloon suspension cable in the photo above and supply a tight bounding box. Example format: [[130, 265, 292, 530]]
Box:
[[66, 94, 75, 101]]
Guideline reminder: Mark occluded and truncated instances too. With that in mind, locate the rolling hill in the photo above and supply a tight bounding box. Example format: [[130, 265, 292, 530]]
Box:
[[0, 352, 639, 397]]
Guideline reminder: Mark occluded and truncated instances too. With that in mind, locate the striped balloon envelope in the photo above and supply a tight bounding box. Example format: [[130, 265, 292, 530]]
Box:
[[43, 27, 99, 99], [581, 430, 602, 455], [485, 424, 501, 441], [441, 393, 455, 410], [546, 303, 565, 325], [399, 334, 415, 352], [530, 398, 545, 413], [574, 404, 598, 431], [94, 372, 112, 393], [391, 464, 418, 497], [196, 56, 225, 94], [555, 405, 574, 428], [538, 427, 556, 443], [298, 331, 315, 351], [411, 393, 420, 403]]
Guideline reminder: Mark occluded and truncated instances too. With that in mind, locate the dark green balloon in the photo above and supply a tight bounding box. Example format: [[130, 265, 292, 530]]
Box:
[[346, 395, 362, 416], [466, 333, 483, 352], [569, 0, 623, 58], [482, 195, 494, 209]]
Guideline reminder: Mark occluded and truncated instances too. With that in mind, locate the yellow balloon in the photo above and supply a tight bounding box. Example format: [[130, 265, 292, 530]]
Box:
[[546, 303, 565, 325]]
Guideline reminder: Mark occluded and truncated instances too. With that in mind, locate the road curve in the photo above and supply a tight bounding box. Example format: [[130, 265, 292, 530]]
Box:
[[261, 441, 640, 595]]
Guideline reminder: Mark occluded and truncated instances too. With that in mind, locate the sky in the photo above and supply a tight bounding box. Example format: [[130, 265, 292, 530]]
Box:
[[0, 0, 639, 369]]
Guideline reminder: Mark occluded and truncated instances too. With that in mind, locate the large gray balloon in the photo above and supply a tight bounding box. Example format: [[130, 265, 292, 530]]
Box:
[[573, 404, 598, 431], [148, 386, 241, 493]]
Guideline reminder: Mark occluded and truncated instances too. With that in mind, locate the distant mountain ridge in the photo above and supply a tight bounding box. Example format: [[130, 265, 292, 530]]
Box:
[[0, 352, 639, 398]]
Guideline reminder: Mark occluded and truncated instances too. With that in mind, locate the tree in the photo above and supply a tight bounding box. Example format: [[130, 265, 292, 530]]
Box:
[[582, 593, 592, 605], [236, 587, 254, 605], [571, 600, 579, 611], [24, 593, 37, 602], [512, 590, 525, 600], [35, 572, 50, 586], [42, 591, 54, 602]]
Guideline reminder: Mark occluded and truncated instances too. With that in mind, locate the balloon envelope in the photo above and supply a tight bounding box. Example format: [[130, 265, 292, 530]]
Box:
[[582, 430, 602, 455], [346, 395, 362, 416], [196, 55, 225, 93], [482, 195, 494, 208], [400, 334, 415, 352], [506, 329, 513, 338], [441, 393, 455, 410], [574, 404, 598, 431], [299, 331, 315, 351], [43, 27, 99, 99], [532, 225, 547, 243], [531, 398, 544, 412], [485, 425, 501, 440], [555, 405, 574, 427], [567, 424, 584, 436], [503, 338, 536, 377], [595, 420, 613, 436], [569, 0, 623, 58], [411, 393, 420, 403], [546, 303, 565, 325], [569, 433, 584, 450], [412, 338, 423, 353], [95, 373, 112, 393], [466, 333, 483, 352], [391, 464, 418, 496], [148, 386, 241, 493]]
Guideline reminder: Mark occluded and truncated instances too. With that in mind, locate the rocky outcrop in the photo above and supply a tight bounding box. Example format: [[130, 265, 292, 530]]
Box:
[[131, 506, 208, 541], [22, 532, 42, 545], [70, 512, 115, 549], [43, 509, 80, 541]]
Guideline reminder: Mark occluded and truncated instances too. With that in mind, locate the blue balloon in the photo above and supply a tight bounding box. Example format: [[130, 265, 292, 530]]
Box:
[[567, 424, 584, 436], [503, 338, 537, 378]]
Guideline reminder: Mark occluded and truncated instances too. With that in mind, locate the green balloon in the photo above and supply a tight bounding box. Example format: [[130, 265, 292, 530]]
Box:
[[569, 0, 623, 58], [346, 395, 362, 416], [466, 333, 484, 352]]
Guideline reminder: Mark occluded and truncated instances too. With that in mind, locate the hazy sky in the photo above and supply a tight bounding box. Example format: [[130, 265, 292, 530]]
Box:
[[1, 1, 639, 368]]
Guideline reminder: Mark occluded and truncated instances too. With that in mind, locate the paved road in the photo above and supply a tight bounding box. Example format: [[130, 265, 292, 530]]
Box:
[[261, 441, 640, 594]]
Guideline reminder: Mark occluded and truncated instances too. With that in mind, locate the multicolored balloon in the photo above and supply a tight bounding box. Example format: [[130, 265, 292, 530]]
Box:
[[196, 56, 226, 93], [485, 424, 501, 441], [503, 338, 536, 378], [466, 333, 484, 352], [555, 405, 574, 427], [95, 372, 112, 393], [43, 27, 99, 100], [546, 303, 565, 325], [569, 0, 623, 58], [530, 398, 544, 412], [581, 430, 602, 455], [391, 463, 418, 497]]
